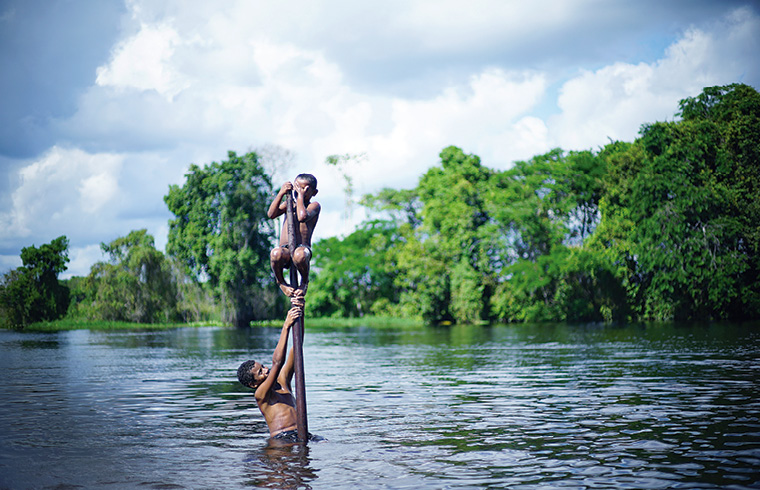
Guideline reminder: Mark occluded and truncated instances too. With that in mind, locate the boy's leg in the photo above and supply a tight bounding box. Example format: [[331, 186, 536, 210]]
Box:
[[291, 246, 312, 293], [270, 247, 295, 296]]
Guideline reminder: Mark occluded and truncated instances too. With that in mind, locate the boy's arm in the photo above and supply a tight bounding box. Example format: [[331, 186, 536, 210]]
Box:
[[278, 346, 295, 391], [254, 307, 300, 401], [277, 291, 302, 390], [267, 182, 293, 219], [297, 201, 321, 224]]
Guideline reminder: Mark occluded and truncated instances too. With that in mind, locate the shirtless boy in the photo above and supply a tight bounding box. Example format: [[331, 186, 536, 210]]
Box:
[[237, 305, 303, 441], [267, 174, 321, 297]]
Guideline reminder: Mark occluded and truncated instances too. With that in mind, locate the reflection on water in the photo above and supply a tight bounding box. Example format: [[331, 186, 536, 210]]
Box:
[[1, 322, 759, 489], [244, 440, 318, 489]]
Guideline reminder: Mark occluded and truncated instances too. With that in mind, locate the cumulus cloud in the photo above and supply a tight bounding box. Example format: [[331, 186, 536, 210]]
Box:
[[0, 146, 176, 276], [398, 0, 584, 53], [0, 147, 123, 241], [96, 22, 188, 100], [63, 244, 106, 280], [0, 147, 120, 275], [60, 1, 552, 199], [356, 69, 547, 187], [548, 7, 760, 150], [63, 2, 760, 185]]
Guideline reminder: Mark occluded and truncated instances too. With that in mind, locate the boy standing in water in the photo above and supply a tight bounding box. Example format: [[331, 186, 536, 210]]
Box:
[[238, 303, 306, 441], [267, 174, 320, 297]]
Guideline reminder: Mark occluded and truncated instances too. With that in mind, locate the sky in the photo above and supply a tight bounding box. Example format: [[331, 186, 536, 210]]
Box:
[[1, 0, 759, 279]]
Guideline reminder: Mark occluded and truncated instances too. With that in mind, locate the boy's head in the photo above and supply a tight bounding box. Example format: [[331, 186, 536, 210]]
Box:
[[238, 360, 269, 389], [294, 173, 318, 200], [295, 173, 317, 188]]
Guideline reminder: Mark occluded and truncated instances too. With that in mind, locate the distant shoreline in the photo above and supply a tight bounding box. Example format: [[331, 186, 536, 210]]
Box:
[[5, 315, 424, 332]]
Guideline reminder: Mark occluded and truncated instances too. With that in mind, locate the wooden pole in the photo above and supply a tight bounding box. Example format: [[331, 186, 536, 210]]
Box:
[[286, 193, 308, 442]]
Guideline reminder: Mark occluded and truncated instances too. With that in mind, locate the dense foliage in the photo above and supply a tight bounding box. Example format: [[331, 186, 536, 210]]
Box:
[[593, 84, 760, 320], [311, 84, 760, 323], [0, 236, 70, 328], [67, 230, 180, 323], [164, 151, 277, 326], [309, 220, 401, 318]]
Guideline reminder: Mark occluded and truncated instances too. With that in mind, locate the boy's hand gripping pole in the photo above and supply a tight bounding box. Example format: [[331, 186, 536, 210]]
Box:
[[286, 192, 308, 442]]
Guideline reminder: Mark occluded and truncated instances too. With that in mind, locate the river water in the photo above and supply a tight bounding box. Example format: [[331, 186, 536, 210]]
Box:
[[1, 322, 758, 489]]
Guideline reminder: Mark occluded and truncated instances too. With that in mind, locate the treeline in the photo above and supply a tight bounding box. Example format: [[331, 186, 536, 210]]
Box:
[[310, 84, 760, 323], [1, 84, 758, 329]]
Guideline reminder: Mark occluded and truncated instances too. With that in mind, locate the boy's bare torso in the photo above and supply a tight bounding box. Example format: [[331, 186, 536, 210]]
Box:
[[258, 384, 297, 436], [278, 208, 319, 248]]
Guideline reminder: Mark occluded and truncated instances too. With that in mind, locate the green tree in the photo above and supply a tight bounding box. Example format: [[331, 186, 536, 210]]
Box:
[[626, 84, 759, 319], [0, 236, 70, 328], [325, 152, 367, 226], [491, 149, 572, 262], [312, 84, 759, 324], [164, 151, 275, 326], [389, 146, 494, 323], [582, 140, 646, 321], [309, 220, 400, 317], [73, 230, 177, 323], [169, 258, 220, 323], [489, 149, 613, 322], [360, 187, 422, 228], [586, 84, 760, 321]]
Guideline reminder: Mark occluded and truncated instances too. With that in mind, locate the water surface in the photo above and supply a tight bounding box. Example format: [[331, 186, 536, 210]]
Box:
[[1, 322, 758, 489]]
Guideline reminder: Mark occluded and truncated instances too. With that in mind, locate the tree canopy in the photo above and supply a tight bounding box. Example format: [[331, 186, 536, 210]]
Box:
[[164, 151, 275, 326], [68, 230, 178, 323], [0, 236, 70, 328]]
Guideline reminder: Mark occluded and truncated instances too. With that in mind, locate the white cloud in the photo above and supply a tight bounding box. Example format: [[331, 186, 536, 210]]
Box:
[[55, 5, 760, 240], [353, 69, 547, 189], [79, 168, 120, 213], [63, 244, 106, 279], [398, 0, 585, 52], [0, 147, 123, 242], [67, 2, 552, 200], [0, 254, 21, 274], [549, 61, 661, 149], [0, 146, 173, 261], [73, 2, 759, 192], [96, 22, 189, 101], [548, 7, 760, 151]]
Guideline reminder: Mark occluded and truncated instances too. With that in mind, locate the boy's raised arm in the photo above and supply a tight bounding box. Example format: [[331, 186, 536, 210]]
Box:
[[267, 181, 293, 219], [278, 346, 295, 391], [254, 306, 301, 400]]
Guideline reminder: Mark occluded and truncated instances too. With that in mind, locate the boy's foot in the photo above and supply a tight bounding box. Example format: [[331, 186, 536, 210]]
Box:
[[279, 283, 296, 297]]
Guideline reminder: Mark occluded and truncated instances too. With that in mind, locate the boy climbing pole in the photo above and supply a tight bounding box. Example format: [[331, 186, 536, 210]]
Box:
[[238, 301, 314, 442], [267, 174, 320, 298]]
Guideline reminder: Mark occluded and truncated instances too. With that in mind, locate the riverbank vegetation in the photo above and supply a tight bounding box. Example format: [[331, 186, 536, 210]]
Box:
[[2, 84, 758, 330]]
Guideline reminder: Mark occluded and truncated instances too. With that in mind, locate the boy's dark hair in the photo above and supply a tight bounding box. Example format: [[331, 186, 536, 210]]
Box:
[[295, 173, 317, 189], [237, 360, 259, 388]]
